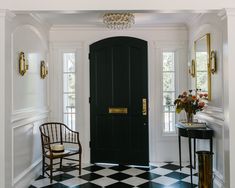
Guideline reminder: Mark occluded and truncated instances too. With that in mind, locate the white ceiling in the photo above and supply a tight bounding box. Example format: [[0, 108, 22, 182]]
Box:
[[34, 11, 201, 28]]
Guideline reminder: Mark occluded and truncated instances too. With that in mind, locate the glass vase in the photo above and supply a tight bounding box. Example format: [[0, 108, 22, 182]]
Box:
[[186, 112, 193, 123]]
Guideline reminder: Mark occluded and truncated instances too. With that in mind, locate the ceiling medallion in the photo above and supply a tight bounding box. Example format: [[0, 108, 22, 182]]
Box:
[[103, 13, 135, 30]]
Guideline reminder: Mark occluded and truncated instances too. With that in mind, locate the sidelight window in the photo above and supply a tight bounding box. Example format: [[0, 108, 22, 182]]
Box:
[[63, 53, 76, 130], [162, 52, 176, 133]]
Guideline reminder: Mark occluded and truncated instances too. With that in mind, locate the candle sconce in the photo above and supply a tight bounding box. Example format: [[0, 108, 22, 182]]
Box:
[[19, 52, 29, 76], [40, 60, 48, 79], [189, 59, 196, 77], [210, 50, 216, 74]]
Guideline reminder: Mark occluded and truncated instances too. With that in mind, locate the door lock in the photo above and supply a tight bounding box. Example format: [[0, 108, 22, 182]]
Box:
[[142, 98, 147, 116]]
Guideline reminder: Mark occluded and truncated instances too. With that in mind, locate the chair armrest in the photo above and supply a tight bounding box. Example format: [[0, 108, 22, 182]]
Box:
[[63, 126, 82, 151]]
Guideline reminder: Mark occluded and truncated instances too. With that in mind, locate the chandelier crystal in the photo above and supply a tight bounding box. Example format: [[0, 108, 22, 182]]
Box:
[[103, 13, 135, 30]]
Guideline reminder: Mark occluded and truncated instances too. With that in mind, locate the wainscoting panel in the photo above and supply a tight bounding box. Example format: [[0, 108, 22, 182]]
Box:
[[12, 115, 48, 187]]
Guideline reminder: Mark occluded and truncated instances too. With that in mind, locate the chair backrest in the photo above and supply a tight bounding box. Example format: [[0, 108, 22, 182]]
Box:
[[39, 122, 80, 155]]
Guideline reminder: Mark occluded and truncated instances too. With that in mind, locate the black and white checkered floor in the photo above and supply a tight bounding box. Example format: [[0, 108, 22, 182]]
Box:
[[29, 162, 198, 188]]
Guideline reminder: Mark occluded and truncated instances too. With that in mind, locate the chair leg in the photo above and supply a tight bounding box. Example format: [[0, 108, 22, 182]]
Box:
[[50, 158, 53, 183], [79, 153, 81, 175], [42, 156, 45, 177], [60, 158, 63, 170]]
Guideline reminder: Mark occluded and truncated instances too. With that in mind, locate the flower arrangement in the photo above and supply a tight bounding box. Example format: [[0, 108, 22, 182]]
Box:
[[174, 90, 207, 122]]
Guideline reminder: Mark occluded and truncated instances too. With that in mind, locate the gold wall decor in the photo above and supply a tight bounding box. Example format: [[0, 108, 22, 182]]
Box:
[[194, 33, 211, 100], [19, 52, 29, 76], [210, 50, 216, 74], [40, 60, 48, 79], [190, 59, 196, 77]]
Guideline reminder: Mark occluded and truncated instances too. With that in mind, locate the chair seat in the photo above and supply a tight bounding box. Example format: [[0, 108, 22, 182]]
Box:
[[46, 148, 80, 158]]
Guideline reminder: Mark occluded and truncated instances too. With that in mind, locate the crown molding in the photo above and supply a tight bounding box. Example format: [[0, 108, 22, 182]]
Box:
[[218, 8, 235, 20], [0, 10, 16, 21], [185, 13, 204, 28], [29, 13, 52, 30], [50, 24, 188, 32]]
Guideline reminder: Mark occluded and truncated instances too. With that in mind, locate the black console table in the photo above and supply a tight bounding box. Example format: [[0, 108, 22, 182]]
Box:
[[176, 122, 214, 185]]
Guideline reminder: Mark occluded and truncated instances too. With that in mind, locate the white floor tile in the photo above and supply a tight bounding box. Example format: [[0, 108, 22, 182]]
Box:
[[176, 167, 197, 175], [122, 168, 145, 176], [91, 177, 118, 187], [61, 177, 87, 187], [150, 167, 172, 175], [122, 177, 148, 186], [182, 175, 199, 185], [152, 176, 179, 186], [94, 168, 117, 176]]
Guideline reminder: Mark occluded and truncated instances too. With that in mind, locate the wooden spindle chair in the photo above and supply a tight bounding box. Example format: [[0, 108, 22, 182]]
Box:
[[39, 122, 82, 183]]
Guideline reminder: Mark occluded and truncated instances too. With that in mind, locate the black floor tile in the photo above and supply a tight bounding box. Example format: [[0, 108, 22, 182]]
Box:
[[168, 181, 197, 188], [137, 172, 161, 180], [110, 165, 130, 171], [71, 182, 101, 188], [161, 164, 181, 171], [139, 181, 166, 188], [79, 173, 103, 181], [108, 172, 132, 181], [105, 182, 133, 188], [61, 166, 79, 172], [53, 173, 75, 182], [83, 165, 104, 172], [165, 171, 189, 180], [28, 186, 37, 188], [41, 183, 69, 188]]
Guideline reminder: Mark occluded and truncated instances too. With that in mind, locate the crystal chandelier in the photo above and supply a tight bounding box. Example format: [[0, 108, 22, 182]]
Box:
[[103, 13, 135, 30]]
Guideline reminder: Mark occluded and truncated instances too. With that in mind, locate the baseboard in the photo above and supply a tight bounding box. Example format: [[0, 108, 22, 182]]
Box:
[[13, 159, 41, 188]]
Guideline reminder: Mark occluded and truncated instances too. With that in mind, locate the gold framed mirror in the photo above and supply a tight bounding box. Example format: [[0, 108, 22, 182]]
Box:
[[194, 33, 211, 100]]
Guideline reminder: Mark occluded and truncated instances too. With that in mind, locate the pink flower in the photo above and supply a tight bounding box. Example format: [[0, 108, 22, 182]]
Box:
[[199, 102, 205, 108]]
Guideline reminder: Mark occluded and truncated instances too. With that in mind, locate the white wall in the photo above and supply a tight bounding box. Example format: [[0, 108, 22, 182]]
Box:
[[49, 26, 189, 164], [3, 13, 49, 188], [0, 0, 234, 11], [188, 13, 227, 188]]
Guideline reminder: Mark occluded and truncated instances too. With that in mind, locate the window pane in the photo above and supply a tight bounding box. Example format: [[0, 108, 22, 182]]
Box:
[[164, 112, 176, 132], [64, 113, 76, 130], [196, 71, 208, 92], [64, 94, 76, 113], [163, 72, 175, 91], [163, 52, 174, 71], [163, 92, 175, 106], [63, 73, 75, 92], [63, 53, 75, 72]]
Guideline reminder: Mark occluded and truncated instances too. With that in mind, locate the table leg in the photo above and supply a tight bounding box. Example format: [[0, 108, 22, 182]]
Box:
[[178, 135, 182, 171], [188, 137, 193, 185], [210, 138, 213, 153], [194, 138, 196, 169]]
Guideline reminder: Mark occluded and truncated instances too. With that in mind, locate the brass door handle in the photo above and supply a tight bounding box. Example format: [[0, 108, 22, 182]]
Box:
[[109, 107, 128, 114], [142, 98, 147, 116]]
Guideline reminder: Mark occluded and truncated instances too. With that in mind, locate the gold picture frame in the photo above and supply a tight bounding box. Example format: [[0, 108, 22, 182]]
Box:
[[194, 33, 211, 100]]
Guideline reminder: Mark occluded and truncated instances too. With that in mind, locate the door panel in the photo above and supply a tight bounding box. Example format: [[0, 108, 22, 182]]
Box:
[[90, 36, 148, 165]]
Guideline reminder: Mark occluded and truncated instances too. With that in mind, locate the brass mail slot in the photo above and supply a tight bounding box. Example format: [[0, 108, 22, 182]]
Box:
[[109, 107, 128, 114]]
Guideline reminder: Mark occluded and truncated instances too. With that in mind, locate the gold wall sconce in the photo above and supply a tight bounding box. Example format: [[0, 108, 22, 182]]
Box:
[[19, 52, 29, 76], [210, 50, 216, 74], [40, 60, 48, 79], [189, 59, 196, 77]]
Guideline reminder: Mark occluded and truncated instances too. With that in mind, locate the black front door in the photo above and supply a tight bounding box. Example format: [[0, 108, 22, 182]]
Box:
[[90, 36, 148, 165]]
